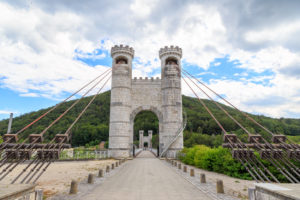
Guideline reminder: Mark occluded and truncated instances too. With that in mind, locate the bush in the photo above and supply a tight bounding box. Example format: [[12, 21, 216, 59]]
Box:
[[179, 145, 252, 180], [184, 132, 222, 148]]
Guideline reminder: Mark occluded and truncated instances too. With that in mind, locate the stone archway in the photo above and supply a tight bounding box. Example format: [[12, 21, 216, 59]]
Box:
[[109, 45, 184, 158], [130, 106, 163, 123], [130, 106, 162, 150]]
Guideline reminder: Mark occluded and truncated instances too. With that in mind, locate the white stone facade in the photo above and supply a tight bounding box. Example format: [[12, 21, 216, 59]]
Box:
[[109, 45, 184, 158]]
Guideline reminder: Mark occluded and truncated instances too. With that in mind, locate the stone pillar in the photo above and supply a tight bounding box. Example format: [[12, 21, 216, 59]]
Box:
[[139, 130, 144, 149], [109, 45, 134, 158], [98, 169, 104, 177], [69, 180, 78, 194], [200, 173, 206, 183], [87, 174, 94, 184], [159, 46, 183, 157], [190, 169, 195, 177], [7, 113, 13, 134], [216, 179, 224, 193], [148, 130, 153, 148], [183, 166, 187, 172]]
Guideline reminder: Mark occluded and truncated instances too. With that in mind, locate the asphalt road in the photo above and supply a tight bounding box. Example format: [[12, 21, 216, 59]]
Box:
[[80, 151, 212, 200]]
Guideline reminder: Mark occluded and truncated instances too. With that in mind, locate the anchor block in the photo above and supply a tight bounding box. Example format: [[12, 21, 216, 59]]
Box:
[[54, 134, 69, 143], [287, 149, 300, 159], [3, 134, 18, 143], [5, 149, 32, 160], [232, 149, 254, 159], [248, 135, 263, 143], [223, 134, 238, 143], [271, 135, 286, 144], [29, 134, 43, 143], [37, 149, 60, 160]]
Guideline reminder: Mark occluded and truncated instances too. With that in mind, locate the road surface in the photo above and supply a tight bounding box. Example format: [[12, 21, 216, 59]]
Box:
[[80, 151, 212, 200]]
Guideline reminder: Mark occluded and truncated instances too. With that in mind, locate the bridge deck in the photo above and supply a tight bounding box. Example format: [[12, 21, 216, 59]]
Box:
[[79, 151, 212, 200]]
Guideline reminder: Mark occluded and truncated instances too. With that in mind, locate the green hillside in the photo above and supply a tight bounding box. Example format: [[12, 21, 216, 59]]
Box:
[[0, 90, 300, 147]]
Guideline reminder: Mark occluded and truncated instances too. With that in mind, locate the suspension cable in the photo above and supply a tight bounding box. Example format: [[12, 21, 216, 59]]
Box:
[[0, 70, 111, 176], [184, 70, 300, 182], [182, 71, 282, 182], [21, 74, 112, 184], [38, 69, 111, 137], [182, 75, 227, 134], [183, 71, 252, 136], [64, 75, 111, 136], [15, 68, 111, 136], [182, 69, 275, 137], [1, 70, 111, 167]]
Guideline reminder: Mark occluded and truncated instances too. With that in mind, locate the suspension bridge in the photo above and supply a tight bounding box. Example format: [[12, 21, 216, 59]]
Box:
[[0, 45, 299, 199]]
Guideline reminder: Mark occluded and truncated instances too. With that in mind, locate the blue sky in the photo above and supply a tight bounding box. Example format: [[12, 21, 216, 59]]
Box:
[[1, 0, 300, 121]]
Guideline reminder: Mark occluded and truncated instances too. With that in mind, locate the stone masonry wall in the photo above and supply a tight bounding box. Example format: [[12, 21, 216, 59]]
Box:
[[109, 45, 183, 158]]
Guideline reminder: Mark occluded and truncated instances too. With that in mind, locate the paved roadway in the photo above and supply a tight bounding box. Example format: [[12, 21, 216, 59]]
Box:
[[81, 151, 212, 200]]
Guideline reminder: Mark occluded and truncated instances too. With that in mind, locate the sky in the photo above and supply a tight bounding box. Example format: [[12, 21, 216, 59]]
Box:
[[0, 0, 300, 121]]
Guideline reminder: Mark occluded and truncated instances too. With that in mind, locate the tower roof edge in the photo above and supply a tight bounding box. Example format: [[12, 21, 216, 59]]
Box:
[[111, 44, 135, 58], [159, 46, 182, 59]]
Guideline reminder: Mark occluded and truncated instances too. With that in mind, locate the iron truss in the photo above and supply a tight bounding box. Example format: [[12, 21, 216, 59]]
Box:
[[0, 69, 112, 184], [181, 68, 300, 183]]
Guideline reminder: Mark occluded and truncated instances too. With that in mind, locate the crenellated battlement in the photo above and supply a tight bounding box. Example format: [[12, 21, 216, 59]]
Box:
[[132, 77, 161, 84], [159, 45, 182, 59], [111, 44, 134, 58]]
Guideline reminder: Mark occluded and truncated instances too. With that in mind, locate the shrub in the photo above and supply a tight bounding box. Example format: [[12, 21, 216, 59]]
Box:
[[179, 145, 252, 180]]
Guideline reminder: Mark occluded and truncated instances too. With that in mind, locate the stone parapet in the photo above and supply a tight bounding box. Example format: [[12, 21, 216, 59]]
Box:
[[250, 183, 300, 200], [132, 77, 161, 84], [159, 45, 182, 59], [111, 44, 134, 58]]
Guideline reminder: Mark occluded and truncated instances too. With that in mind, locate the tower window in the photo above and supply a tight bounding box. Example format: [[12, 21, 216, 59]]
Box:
[[116, 57, 128, 64], [166, 58, 178, 65]]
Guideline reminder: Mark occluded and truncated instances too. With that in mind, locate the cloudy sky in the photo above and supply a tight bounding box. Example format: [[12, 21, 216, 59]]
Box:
[[0, 0, 300, 120]]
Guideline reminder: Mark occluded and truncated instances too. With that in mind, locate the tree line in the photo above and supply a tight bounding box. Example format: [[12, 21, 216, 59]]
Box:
[[0, 91, 299, 147]]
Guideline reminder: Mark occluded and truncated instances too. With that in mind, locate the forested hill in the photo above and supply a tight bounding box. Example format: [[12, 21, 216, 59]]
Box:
[[0, 90, 300, 147]]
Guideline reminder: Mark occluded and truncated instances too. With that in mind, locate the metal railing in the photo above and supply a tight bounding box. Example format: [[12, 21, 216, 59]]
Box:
[[59, 149, 109, 160]]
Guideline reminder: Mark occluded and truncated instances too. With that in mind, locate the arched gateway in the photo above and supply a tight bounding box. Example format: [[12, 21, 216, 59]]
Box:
[[109, 45, 183, 158]]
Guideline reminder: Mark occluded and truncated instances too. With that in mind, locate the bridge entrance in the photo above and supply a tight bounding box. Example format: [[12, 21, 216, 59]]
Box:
[[108, 45, 184, 158]]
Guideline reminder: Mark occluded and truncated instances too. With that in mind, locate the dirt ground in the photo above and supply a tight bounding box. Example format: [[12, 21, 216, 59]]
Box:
[[2, 159, 116, 198]]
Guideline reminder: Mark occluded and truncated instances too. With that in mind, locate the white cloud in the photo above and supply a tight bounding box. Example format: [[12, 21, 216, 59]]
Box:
[[245, 21, 300, 45], [75, 51, 106, 60], [0, 1, 300, 118], [0, 2, 110, 99], [20, 93, 40, 97], [130, 0, 159, 18], [204, 74, 300, 118], [0, 110, 19, 115], [230, 46, 300, 73], [197, 72, 216, 76], [214, 62, 221, 66]]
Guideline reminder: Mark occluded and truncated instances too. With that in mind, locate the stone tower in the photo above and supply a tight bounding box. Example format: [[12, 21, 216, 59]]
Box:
[[109, 45, 183, 158], [159, 46, 183, 157], [109, 45, 134, 158]]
